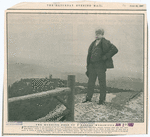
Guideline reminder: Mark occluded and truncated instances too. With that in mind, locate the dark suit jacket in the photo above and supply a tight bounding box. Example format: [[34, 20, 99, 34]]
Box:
[[87, 37, 118, 69]]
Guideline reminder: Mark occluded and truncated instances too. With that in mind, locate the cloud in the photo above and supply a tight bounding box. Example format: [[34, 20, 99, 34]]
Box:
[[8, 14, 143, 77]]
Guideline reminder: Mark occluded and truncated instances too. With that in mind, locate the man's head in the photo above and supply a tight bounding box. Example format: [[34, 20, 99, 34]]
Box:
[[95, 28, 104, 40]]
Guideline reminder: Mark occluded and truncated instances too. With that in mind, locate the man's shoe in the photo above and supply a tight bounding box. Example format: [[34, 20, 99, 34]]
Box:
[[97, 101, 105, 105], [82, 99, 92, 103]]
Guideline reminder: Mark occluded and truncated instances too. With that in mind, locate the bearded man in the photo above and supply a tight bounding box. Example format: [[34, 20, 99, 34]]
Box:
[[83, 28, 118, 105]]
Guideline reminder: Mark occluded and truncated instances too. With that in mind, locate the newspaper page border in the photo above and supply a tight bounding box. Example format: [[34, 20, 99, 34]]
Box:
[[2, 2, 148, 136]]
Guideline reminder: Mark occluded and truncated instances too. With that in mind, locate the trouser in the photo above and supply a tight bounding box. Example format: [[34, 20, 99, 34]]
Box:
[[86, 63, 106, 102]]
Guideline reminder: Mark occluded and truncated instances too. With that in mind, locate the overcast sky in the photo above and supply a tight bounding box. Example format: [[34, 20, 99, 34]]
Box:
[[8, 13, 143, 78]]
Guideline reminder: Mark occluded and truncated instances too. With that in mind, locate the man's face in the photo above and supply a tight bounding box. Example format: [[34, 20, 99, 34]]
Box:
[[95, 33, 103, 40]]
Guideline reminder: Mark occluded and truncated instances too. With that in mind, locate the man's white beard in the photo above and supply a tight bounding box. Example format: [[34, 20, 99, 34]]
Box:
[[96, 37, 102, 40]]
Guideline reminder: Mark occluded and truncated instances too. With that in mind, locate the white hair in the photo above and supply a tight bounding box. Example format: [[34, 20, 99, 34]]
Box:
[[95, 28, 104, 35]]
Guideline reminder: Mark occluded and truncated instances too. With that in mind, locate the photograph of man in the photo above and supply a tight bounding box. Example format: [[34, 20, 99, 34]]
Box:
[[83, 28, 118, 105]]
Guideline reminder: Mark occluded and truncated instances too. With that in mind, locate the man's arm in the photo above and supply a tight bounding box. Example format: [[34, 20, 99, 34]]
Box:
[[102, 40, 118, 60], [87, 42, 94, 67], [86, 43, 93, 77]]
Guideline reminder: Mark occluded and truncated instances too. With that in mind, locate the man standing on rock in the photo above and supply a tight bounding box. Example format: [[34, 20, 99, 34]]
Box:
[[83, 28, 118, 105]]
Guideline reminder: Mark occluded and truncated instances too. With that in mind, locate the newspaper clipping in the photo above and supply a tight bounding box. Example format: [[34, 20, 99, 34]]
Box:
[[3, 1, 148, 135]]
